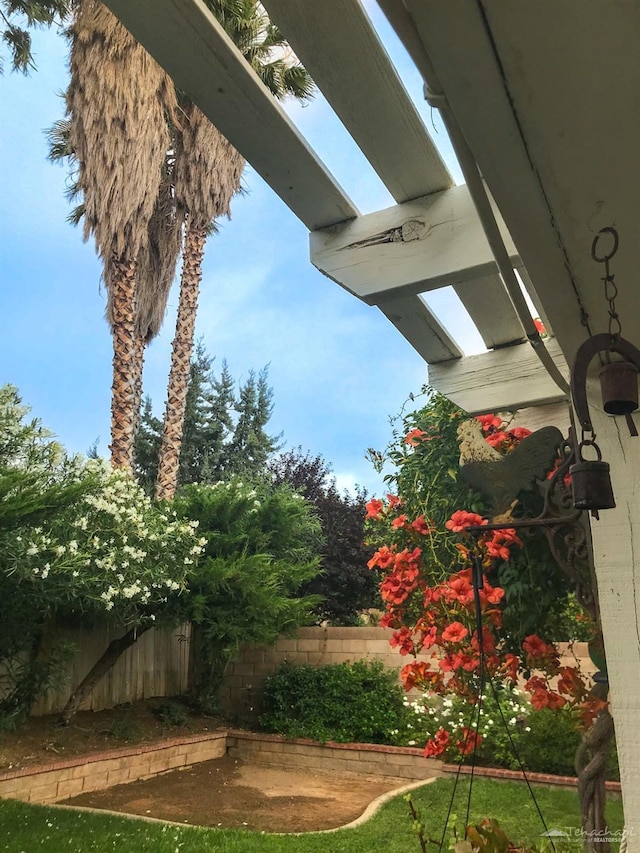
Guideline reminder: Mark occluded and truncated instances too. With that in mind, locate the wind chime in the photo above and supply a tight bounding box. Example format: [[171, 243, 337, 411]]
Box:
[[570, 226, 640, 512]]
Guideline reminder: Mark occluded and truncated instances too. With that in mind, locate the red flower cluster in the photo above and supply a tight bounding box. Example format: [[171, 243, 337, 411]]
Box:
[[457, 727, 483, 756], [424, 727, 450, 758], [405, 428, 429, 446], [525, 676, 566, 711], [389, 626, 415, 656], [476, 414, 502, 432], [366, 412, 604, 764], [441, 621, 469, 644], [476, 413, 533, 455], [485, 528, 522, 561], [445, 510, 486, 533], [365, 498, 384, 520]]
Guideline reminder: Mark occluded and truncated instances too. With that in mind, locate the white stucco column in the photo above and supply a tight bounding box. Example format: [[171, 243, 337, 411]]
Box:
[[587, 404, 640, 844]]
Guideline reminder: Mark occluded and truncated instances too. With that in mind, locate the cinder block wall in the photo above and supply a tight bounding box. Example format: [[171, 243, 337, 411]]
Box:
[[219, 627, 594, 723]]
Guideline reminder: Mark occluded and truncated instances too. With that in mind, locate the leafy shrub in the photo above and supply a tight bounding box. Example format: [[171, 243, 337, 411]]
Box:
[[514, 707, 581, 776], [391, 685, 533, 764], [259, 659, 411, 743], [175, 480, 322, 713], [544, 593, 597, 643], [152, 702, 189, 727], [392, 686, 619, 780]]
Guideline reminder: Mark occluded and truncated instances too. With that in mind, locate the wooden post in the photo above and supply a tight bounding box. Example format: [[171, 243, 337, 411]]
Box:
[[586, 401, 640, 847]]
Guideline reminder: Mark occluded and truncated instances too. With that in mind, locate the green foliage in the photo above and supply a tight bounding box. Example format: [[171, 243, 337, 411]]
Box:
[[515, 707, 617, 781], [152, 701, 189, 727], [369, 387, 574, 647], [0, 385, 203, 725], [133, 397, 162, 496], [269, 448, 378, 625], [226, 366, 282, 478], [175, 479, 322, 712], [259, 660, 411, 744], [204, 0, 314, 101], [368, 390, 483, 582], [5, 463, 203, 625], [134, 342, 281, 491], [393, 686, 619, 780], [544, 593, 597, 643], [0, 385, 92, 531], [514, 707, 581, 777], [1, 0, 69, 73]]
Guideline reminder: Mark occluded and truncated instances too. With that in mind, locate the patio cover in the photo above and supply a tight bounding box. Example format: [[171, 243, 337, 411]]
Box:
[[103, 0, 640, 833]]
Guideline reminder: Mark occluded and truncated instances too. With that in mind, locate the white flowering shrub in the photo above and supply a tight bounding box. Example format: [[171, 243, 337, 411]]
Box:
[[6, 461, 206, 625], [390, 684, 533, 767], [0, 387, 207, 726]]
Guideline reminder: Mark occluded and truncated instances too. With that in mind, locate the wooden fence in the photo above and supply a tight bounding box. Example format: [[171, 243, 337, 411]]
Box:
[[29, 623, 191, 716]]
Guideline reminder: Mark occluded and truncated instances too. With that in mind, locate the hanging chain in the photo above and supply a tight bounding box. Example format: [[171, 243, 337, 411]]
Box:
[[591, 226, 622, 339]]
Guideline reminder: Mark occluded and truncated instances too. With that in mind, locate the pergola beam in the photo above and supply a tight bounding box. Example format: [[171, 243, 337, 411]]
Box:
[[102, 0, 358, 231], [261, 0, 453, 203], [428, 338, 569, 413], [378, 295, 463, 363], [405, 0, 591, 361], [310, 184, 519, 304]]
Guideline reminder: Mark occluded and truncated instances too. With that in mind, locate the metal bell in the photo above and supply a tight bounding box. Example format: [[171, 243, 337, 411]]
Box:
[[570, 439, 616, 511], [599, 361, 639, 415]]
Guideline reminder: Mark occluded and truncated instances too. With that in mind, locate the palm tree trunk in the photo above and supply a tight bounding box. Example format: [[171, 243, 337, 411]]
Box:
[[131, 332, 146, 449], [155, 223, 207, 500], [109, 256, 139, 469]]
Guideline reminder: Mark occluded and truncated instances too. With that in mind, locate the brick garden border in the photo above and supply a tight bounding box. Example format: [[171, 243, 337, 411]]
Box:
[[0, 729, 621, 807], [0, 732, 226, 804]]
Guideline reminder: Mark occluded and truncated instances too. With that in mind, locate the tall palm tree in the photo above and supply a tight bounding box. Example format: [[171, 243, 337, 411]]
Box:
[[47, 116, 185, 449], [66, 0, 177, 468], [154, 0, 313, 500]]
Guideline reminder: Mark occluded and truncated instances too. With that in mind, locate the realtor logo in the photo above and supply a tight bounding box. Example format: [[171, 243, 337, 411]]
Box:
[[541, 828, 631, 845]]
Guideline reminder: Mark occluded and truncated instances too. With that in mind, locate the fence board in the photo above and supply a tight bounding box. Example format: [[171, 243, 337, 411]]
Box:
[[29, 623, 191, 716]]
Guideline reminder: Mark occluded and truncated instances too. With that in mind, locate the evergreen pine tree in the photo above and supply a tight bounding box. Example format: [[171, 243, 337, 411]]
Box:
[[133, 345, 279, 490], [177, 341, 215, 486], [198, 358, 235, 482], [227, 366, 281, 478], [133, 397, 162, 495]]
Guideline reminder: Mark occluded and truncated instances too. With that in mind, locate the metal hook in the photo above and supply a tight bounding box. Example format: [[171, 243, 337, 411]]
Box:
[[591, 226, 619, 263]]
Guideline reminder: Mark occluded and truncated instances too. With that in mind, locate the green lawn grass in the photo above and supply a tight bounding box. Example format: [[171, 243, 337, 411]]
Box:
[[0, 778, 624, 853]]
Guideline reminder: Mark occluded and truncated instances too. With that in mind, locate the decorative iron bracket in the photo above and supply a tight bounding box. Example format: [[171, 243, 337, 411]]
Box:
[[465, 429, 597, 619]]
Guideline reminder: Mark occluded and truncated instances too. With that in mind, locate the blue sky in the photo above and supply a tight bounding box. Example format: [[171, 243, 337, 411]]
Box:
[[0, 4, 476, 496]]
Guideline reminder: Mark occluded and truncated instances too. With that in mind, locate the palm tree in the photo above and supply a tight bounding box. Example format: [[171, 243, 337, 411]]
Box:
[[0, 0, 70, 73], [66, 0, 177, 468], [154, 0, 313, 500], [47, 117, 185, 448]]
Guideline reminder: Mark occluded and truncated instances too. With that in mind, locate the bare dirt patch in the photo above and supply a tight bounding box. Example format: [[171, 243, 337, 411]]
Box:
[[0, 699, 223, 772], [62, 754, 410, 832]]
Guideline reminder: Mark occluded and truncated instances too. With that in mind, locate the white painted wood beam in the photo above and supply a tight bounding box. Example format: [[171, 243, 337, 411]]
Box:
[[378, 295, 463, 363], [404, 0, 590, 361], [261, 0, 452, 203], [310, 184, 519, 304], [102, 0, 358, 231], [428, 338, 569, 413], [453, 273, 524, 350]]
